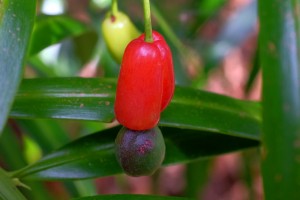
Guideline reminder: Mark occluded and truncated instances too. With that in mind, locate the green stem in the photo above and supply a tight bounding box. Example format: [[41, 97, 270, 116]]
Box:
[[111, 0, 118, 16], [143, 0, 153, 43]]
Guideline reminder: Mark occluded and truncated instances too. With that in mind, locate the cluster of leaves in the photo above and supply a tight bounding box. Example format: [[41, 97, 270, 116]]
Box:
[[1, 0, 299, 199], [1, 0, 260, 199]]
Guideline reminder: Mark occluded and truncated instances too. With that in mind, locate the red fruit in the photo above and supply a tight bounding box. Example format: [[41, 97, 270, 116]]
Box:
[[138, 32, 175, 111], [114, 31, 174, 130]]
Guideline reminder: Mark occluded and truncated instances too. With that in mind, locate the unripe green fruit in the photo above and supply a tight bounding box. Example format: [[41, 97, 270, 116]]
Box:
[[101, 11, 140, 63], [115, 126, 165, 177]]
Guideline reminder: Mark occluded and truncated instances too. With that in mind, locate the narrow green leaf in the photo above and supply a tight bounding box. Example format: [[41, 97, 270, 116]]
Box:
[[0, 0, 36, 134], [0, 125, 53, 200], [185, 160, 211, 198], [0, 168, 26, 200], [0, 0, 7, 22], [259, 0, 300, 199], [11, 78, 116, 122], [12, 125, 259, 180], [151, 4, 190, 85], [29, 15, 90, 56], [160, 86, 261, 140], [10, 78, 260, 180], [245, 49, 260, 94], [73, 30, 98, 65], [11, 78, 261, 141], [72, 194, 194, 200], [0, 124, 27, 170], [17, 119, 71, 154], [73, 179, 97, 197]]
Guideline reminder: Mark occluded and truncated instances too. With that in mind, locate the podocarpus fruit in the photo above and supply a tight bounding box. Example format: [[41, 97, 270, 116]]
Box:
[[102, 11, 140, 63], [115, 126, 165, 176], [114, 31, 175, 131]]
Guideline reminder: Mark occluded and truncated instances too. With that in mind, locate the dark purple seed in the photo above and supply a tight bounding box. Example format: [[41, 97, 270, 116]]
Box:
[[115, 126, 165, 176]]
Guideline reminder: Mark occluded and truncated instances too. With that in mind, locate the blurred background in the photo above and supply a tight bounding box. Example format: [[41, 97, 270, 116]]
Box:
[[1, 0, 262, 199]]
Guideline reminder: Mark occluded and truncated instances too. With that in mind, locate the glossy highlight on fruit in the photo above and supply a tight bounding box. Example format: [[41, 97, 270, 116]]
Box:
[[102, 11, 140, 63], [138, 32, 175, 111], [114, 31, 175, 130], [115, 126, 166, 177]]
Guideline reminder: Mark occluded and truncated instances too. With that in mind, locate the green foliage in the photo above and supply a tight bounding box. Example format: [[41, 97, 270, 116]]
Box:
[[10, 78, 261, 140], [29, 15, 91, 57], [260, 0, 300, 199], [0, 0, 36, 133], [0, 0, 299, 199], [0, 168, 26, 200], [11, 125, 258, 181]]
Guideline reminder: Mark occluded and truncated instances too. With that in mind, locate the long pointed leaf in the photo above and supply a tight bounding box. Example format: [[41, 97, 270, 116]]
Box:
[[9, 78, 261, 180], [0, 0, 36, 133], [11, 78, 116, 122], [259, 0, 300, 199], [0, 168, 26, 200], [13, 126, 259, 180], [29, 15, 91, 56], [10, 78, 261, 140]]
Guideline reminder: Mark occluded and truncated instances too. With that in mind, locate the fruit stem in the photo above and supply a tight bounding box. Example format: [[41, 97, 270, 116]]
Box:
[[143, 0, 153, 43], [111, 0, 118, 16]]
